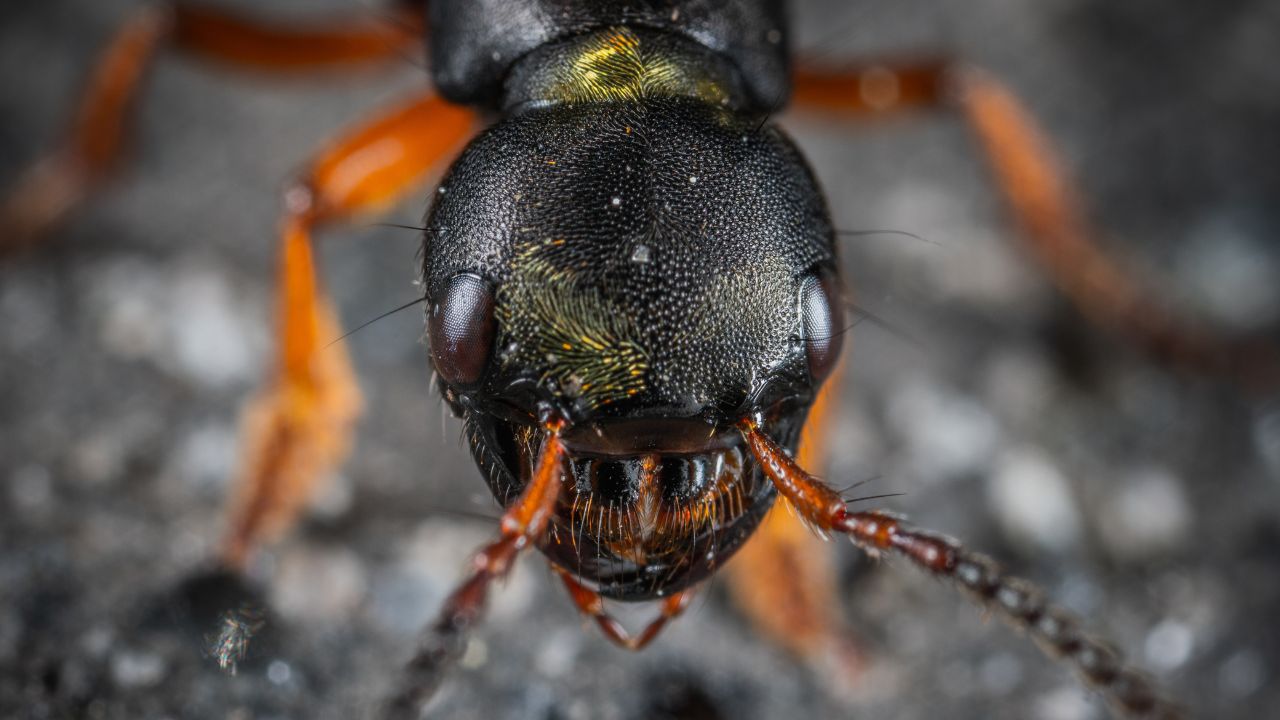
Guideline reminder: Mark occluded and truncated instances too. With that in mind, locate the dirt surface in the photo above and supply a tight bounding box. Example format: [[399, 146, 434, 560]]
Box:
[[2, 1, 1278, 719]]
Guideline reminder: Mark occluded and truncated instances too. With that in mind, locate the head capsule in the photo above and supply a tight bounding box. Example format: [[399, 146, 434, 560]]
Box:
[[422, 28, 841, 599]]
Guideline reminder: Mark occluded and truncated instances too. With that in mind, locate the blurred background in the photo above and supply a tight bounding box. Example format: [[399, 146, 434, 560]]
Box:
[[1, 1, 1278, 718]]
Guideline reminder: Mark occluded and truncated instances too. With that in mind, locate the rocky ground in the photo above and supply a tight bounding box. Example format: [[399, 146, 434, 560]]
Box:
[[1, 1, 1278, 719]]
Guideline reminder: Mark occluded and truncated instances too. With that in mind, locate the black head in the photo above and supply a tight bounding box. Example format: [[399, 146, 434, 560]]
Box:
[[422, 95, 841, 600]]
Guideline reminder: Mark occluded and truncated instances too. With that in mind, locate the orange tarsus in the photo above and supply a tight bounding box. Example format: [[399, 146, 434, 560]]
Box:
[[555, 567, 693, 651]]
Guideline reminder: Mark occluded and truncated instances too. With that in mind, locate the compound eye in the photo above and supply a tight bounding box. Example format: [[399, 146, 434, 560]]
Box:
[[800, 270, 845, 385], [428, 273, 496, 387]]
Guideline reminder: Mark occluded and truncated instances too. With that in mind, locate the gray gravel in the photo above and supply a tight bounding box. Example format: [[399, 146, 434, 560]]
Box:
[[2, 1, 1278, 719]]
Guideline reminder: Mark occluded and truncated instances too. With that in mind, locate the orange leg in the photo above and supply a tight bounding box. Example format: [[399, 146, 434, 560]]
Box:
[[0, 2, 423, 254], [222, 92, 475, 568], [738, 418, 1184, 719], [555, 566, 693, 651], [383, 425, 567, 720], [793, 61, 1279, 387], [724, 362, 863, 677]]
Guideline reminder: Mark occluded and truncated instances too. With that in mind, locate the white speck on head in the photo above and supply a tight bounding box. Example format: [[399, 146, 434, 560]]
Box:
[[688, 175, 698, 184], [610, 196, 622, 207], [630, 244, 651, 264]]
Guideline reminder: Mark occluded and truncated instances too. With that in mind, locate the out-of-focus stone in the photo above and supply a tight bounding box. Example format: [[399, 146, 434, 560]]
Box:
[[987, 447, 1082, 554], [886, 377, 1001, 484], [1097, 467, 1191, 561], [1177, 217, 1280, 331], [269, 544, 367, 624], [109, 649, 166, 689], [1144, 618, 1194, 672], [1033, 685, 1099, 720], [1219, 648, 1266, 699]]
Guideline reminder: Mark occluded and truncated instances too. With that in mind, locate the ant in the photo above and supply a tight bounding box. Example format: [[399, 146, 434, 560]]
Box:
[[4, 1, 1274, 718]]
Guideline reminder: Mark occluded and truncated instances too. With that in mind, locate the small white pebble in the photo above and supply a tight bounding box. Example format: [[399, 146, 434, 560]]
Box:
[[110, 650, 166, 688], [1033, 685, 1098, 720], [10, 464, 52, 514], [71, 433, 126, 486], [1098, 467, 1191, 561], [1144, 619, 1194, 671], [93, 259, 166, 361], [887, 378, 1000, 484], [983, 347, 1056, 424], [535, 629, 581, 679], [987, 447, 1082, 554], [270, 545, 367, 623], [266, 659, 292, 685], [1176, 218, 1280, 330], [175, 423, 236, 496], [1252, 402, 1280, 481], [80, 626, 115, 659], [1219, 649, 1266, 698], [979, 653, 1022, 695], [168, 266, 257, 387], [937, 659, 975, 698], [461, 638, 488, 669], [309, 471, 354, 520]]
